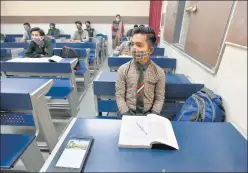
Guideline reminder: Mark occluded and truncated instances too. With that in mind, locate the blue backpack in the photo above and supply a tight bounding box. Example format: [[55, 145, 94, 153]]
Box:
[[173, 87, 225, 122]]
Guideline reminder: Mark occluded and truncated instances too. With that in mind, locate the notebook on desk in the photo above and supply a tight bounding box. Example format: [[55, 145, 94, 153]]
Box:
[[118, 114, 179, 150], [8, 56, 63, 63]]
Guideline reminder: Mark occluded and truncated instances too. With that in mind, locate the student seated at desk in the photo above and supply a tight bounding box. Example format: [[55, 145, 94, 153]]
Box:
[[1, 33, 5, 42], [25, 27, 53, 58], [70, 21, 89, 43], [47, 23, 60, 39], [20, 22, 32, 42], [116, 27, 165, 117], [84, 21, 96, 37], [114, 41, 132, 56]]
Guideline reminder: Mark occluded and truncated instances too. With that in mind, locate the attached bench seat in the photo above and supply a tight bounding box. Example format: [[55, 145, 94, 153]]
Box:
[[0, 42, 29, 49], [93, 72, 197, 101], [0, 48, 12, 58], [89, 50, 96, 63], [93, 71, 204, 117], [53, 48, 89, 75], [34, 77, 73, 100], [0, 112, 37, 169], [1, 113, 35, 126], [0, 134, 35, 169], [7, 76, 73, 99], [5, 34, 23, 42]]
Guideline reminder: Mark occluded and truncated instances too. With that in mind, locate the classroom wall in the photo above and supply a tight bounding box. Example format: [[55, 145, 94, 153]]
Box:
[[160, 1, 247, 138], [1, 1, 150, 54], [1, 1, 150, 16]]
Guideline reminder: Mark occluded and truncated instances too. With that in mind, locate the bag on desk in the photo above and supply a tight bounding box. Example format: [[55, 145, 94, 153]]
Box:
[[60, 46, 80, 70], [173, 87, 225, 122]]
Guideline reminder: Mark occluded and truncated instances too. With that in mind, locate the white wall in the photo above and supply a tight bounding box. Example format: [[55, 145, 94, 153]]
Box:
[[1, 1, 150, 16], [160, 2, 247, 138]]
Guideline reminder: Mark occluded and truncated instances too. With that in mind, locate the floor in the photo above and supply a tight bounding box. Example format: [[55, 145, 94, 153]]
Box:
[[6, 57, 110, 172]]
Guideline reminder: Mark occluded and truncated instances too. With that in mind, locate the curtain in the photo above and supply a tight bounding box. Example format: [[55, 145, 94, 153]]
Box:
[[149, 0, 162, 44]]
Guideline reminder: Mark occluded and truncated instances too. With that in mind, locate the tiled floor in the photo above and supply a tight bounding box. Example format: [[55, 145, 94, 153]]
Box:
[[77, 57, 109, 117]]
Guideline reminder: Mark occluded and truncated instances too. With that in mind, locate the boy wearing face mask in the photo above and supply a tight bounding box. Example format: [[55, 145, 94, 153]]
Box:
[[47, 23, 60, 39], [84, 21, 96, 37], [115, 27, 165, 117], [20, 22, 32, 42], [112, 14, 124, 49], [25, 27, 53, 58], [71, 21, 89, 43]]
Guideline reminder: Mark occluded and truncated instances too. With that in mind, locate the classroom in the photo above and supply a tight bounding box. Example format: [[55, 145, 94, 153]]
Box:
[[0, 1, 247, 172]]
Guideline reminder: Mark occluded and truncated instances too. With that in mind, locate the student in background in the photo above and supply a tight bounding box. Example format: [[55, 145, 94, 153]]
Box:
[[84, 21, 96, 37], [126, 24, 138, 39], [1, 33, 5, 42], [114, 28, 134, 56], [71, 21, 89, 43], [20, 22, 32, 42], [114, 26, 136, 56], [139, 24, 145, 28], [112, 14, 124, 49], [114, 41, 132, 56], [116, 27, 165, 117], [47, 23, 60, 38], [25, 27, 53, 58]]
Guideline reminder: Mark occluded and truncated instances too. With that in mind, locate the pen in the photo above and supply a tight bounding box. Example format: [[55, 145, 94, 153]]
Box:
[[136, 121, 147, 135]]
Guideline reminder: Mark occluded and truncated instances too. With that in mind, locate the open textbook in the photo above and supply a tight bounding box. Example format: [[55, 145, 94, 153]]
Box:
[[118, 114, 179, 150], [8, 56, 63, 63]]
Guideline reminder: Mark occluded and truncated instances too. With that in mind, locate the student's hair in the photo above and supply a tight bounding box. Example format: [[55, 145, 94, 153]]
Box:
[[134, 24, 138, 28], [50, 23, 55, 26], [85, 21, 91, 24], [23, 22, 31, 27], [139, 24, 145, 28], [116, 14, 121, 18], [30, 27, 45, 36], [75, 21, 82, 26], [133, 27, 156, 46]]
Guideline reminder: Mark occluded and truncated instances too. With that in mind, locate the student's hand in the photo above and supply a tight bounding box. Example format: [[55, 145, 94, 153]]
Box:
[[74, 40, 81, 43], [69, 39, 74, 42]]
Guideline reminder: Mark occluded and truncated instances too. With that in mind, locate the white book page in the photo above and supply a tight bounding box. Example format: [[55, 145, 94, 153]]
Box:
[[55, 139, 90, 169], [8, 57, 50, 62], [49, 55, 63, 62], [118, 116, 150, 148], [147, 114, 179, 150], [119, 55, 132, 58]]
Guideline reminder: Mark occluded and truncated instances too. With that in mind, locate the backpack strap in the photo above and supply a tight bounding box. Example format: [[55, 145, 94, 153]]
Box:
[[200, 87, 217, 99]]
